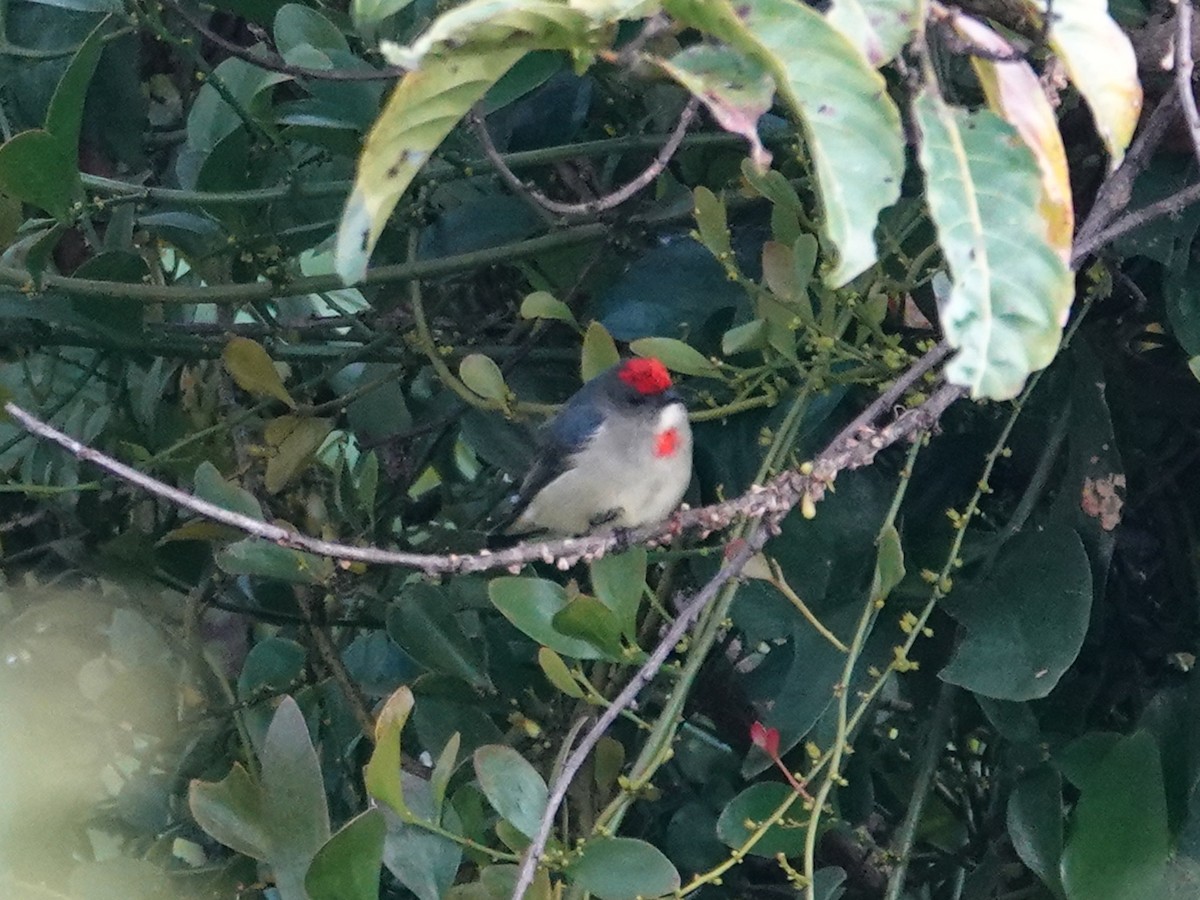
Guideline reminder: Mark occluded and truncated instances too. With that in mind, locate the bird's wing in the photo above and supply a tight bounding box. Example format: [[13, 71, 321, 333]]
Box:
[[518, 397, 605, 503]]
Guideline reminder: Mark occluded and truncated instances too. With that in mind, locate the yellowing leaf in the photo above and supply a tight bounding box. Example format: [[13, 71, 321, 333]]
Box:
[[364, 686, 415, 817], [944, 9, 1073, 261], [335, 48, 526, 284], [263, 415, 334, 493], [915, 91, 1074, 400], [459, 353, 509, 403], [1017, 0, 1141, 164], [222, 337, 296, 408]]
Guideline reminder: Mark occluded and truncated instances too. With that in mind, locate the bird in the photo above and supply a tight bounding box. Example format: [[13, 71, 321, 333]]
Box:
[[499, 357, 693, 537]]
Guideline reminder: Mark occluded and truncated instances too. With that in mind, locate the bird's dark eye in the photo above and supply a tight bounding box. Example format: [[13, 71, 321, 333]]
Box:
[[625, 392, 649, 407]]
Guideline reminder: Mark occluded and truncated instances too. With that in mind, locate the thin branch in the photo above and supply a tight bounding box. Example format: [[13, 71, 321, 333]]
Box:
[[509, 527, 768, 900], [2, 345, 957, 577], [163, 0, 407, 82], [471, 97, 701, 217], [1072, 90, 1180, 260], [1177, 2, 1200, 169]]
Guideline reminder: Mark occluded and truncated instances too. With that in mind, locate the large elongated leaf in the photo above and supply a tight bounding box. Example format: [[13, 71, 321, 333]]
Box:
[[824, 0, 919, 66], [335, 48, 525, 284], [664, 0, 905, 286], [380, 0, 588, 68], [1061, 731, 1169, 900], [945, 10, 1073, 261], [914, 90, 1073, 400], [1017, 0, 1141, 164]]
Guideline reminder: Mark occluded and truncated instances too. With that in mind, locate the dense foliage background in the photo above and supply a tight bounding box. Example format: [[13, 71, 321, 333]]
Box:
[[2, 0, 1200, 899]]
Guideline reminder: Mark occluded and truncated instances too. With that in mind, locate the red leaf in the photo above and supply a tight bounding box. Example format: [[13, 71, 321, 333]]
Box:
[[750, 721, 780, 758]]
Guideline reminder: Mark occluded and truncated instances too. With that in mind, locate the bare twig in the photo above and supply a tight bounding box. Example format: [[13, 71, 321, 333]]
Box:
[[1073, 91, 1179, 261], [1177, 2, 1200, 168], [509, 527, 769, 900], [471, 97, 701, 218], [163, 0, 407, 82]]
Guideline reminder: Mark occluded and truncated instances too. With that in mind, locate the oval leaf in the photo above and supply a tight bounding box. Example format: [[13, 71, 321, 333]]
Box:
[[567, 836, 681, 900], [365, 686, 416, 818], [216, 538, 335, 585], [581, 320, 620, 382], [473, 745, 548, 839], [629, 337, 719, 378], [188, 763, 269, 861], [223, 337, 296, 408], [264, 416, 334, 494], [520, 290, 578, 327], [716, 782, 806, 857], [488, 576, 606, 660], [537, 647, 585, 698], [939, 525, 1091, 700], [459, 354, 509, 404], [306, 808, 386, 900]]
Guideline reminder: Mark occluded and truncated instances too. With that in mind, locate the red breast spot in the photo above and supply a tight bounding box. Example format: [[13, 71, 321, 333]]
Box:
[[654, 427, 680, 458]]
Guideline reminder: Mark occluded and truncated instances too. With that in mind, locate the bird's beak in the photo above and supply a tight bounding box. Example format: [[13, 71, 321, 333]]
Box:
[[662, 387, 683, 404]]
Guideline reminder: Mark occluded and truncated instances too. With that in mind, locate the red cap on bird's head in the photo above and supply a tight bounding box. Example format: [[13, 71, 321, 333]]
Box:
[[617, 358, 673, 395]]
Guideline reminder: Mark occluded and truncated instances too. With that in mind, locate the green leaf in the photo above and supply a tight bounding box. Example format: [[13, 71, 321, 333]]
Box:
[[473, 745, 548, 839], [589, 548, 646, 639], [520, 290, 578, 327], [914, 91, 1074, 400], [692, 185, 733, 261], [261, 697, 331, 900], [431, 732, 461, 817], [629, 337, 720, 378], [489, 577, 607, 659], [716, 782, 805, 857], [264, 415, 334, 494], [939, 525, 1091, 700], [351, 0, 416, 36], [305, 808, 386, 900], [0, 17, 108, 218], [216, 538, 335, 585], [566, 836, 681, 900], [335, 48, 526, 285], [1061, 731, 1169, 900], [274, 3, 349, 57], [870, 523, 905, 602], [365, 686, 416, 818], [193, 460, 264, 520], [222, 337, 295, 407], [382, 780, 463, 900], [593, 736, 625, 794], [666, 0, 905, 286], [188, 762, 269, 860], [657, 45, 775, 170], [824, 0, 919, 66], [459, 354, 509, 404], [537, 647, 585, 698], [1008, 768, 1065, 898], [386, 584, 493, 690], [581, 320, 620, 382], [551, 596, 625, 660], [379, 0, 588, 68], [722, 319, 769, 356]]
